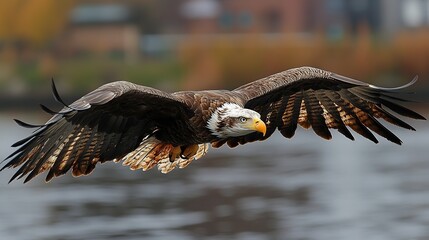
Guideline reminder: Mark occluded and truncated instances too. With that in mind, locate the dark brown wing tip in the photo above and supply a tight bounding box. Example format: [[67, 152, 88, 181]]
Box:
[[40, 104, 58, 115], [13, 119, 43, 129]]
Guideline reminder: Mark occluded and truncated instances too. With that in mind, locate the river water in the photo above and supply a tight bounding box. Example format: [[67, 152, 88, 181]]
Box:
[[0, 113, 428, 240]]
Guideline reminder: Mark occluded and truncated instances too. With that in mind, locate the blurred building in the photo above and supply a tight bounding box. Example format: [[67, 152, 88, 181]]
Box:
[[382, 0, 429, 35], [180, 0, 429, 36], [180, 0, 323, 34], [58, 4, 139, 60], [55, 0, 429, 57], [322, 0, 381, 39]]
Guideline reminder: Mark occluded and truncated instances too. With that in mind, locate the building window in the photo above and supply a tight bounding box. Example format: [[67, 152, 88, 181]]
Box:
[[427, 0, 429, 23], [326, 0, 344, 13], [265, 9, 281, 33], [402, 0, 425, 27], [219, 12, 234, 29], [238, 11, 252, 28]]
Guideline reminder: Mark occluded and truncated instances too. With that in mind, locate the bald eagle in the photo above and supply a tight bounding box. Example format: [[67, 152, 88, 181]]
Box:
[[1, 67, 426, 183]]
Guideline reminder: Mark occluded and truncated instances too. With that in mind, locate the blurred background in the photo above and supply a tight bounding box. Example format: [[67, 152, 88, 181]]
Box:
[[0, 0, 428, 239]]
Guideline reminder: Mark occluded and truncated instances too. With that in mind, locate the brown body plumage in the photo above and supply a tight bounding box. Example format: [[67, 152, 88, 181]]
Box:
[[1, 67, 426, 183]]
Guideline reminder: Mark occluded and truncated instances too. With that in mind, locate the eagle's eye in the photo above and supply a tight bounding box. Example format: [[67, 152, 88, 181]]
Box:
[[239, 117, 247, 123]]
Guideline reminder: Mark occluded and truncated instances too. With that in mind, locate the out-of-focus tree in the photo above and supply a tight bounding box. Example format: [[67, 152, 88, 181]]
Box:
[[0, 0, 74, 48]]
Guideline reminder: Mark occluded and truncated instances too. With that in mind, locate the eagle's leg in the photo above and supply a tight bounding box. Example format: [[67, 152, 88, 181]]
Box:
[[169, 146, 182, 162], [180, 144, 199, 159]]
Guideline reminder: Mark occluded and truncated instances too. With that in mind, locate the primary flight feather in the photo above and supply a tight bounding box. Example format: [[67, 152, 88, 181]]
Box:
[[1, 67, 426, 183]]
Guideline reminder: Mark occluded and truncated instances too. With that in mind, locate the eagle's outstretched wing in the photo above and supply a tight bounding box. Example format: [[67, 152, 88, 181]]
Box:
[[214, 67, 426, 148], [1, 81, 194, 183]]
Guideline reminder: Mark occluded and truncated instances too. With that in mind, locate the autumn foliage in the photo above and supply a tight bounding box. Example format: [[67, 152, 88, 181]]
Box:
[[0, 0, 74, 46]]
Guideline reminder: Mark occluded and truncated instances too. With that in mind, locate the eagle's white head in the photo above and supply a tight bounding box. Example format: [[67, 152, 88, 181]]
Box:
[[207, 103, 266, 139]]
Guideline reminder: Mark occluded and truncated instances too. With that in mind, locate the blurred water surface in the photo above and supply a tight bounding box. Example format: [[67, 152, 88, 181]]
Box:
[[0, 113, 428, 240]]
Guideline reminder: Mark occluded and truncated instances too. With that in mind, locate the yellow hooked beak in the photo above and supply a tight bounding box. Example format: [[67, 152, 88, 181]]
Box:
[[250, 117, 266, 136]]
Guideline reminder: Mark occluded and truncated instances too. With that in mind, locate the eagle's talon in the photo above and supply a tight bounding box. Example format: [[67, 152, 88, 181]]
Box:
[[169, 146, 181, 162], [181, 144, 199, 159]]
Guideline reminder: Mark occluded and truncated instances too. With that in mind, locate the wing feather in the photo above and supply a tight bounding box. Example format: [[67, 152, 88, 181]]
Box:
[[350, 88, 425, 119], [72, 126, 96, 176], [372, 104, 415, 130], [326, 91, 379, 143], [40, 104, 58, 115], [45, 125, 81, 181], [298, 97, 311, 129], [263, 98, 283, 139], [2, 81, 195, 183], [279, 92, 302, 138], [315, 90, 355, 140], [229, 66, 424, 146], [338, 89, 402, 144], [303, 90, 332, 140], [24, 125, 71, 182]]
